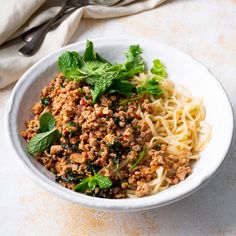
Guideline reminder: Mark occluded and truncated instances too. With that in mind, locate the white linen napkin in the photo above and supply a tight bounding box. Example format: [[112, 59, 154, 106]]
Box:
[[0, 0, 167, 88]]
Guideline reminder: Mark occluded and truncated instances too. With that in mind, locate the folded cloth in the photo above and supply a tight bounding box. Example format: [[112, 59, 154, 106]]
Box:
[[0, 0, 167, 88]]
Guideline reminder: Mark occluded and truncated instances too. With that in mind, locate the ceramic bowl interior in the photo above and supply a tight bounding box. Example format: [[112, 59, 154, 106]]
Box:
[[6, 38, 234, 211]]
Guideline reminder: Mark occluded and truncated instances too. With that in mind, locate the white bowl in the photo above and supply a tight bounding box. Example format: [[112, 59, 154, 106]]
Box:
[[5, 38, 234, 211]]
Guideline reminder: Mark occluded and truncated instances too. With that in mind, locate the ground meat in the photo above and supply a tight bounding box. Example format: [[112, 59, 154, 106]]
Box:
[[32, 102, 43, 115], [50, 145, 63, 155], [176, 166, 192, 181], [136, 182, 150, 197], [70, 153, 85, 164], [140, 129, 153, 142], [21, 75, 194, 199], [142, 99, 153, 113]]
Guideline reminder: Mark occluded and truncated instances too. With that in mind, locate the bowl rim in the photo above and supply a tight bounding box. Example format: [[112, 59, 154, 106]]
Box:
[[5, 37, 235, 211]]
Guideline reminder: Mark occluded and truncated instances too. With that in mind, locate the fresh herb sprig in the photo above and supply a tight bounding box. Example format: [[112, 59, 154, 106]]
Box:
[[39, 112, 56, 132], [136, 58, 167, 97], [137, 78, 163, 97], [119, 59, 167, 106], [57, 40, 168, 104], [150, 59, 167, 77], [27, 112, 60, 154], [74, 173, 112, 192], [57, 40, 145, 103]]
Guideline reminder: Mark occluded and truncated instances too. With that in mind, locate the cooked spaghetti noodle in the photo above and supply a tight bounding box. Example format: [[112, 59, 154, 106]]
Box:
[[126, 74, 211, 196]]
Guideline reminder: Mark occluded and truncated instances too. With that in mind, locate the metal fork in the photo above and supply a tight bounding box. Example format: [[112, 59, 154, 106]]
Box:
[[18, 0, 121, 56]]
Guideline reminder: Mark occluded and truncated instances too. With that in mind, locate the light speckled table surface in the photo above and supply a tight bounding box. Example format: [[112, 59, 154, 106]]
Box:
[[1, 0, 236, 235]]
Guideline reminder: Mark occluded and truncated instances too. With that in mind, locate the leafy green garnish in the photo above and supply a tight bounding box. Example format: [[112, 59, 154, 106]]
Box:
[[129, 146, 147, 171], [123, 45, 145, 72], [95, 174, 112, 188], [39, 112, 56, 132], [74, 173, 112, 192], [57, 40, 145, 103], [83, 40, 111, 64], [27, 129, 60, 154], [57, 51, 85, 82], [108, 79, 135, 97], [150, 59, 167, 77], [58, 51, 81, 73], [137, 78, 163, 97], [74, 178, 90, 192], [83, 40, 97, 61], [27, 112, 60, 154], [57, 41, 169, 103], [62, 68, 86, 82], [91, 76, 114, 103]]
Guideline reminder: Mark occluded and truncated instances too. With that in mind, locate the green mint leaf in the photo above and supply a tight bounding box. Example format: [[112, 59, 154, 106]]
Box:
[[27, 129, 60, 154], [39, 112, 56, 132], [91, 77, 114, 103], [85, 60, 105, 72], [137, 78, 163, 97], [108, 79, 135, 97], [86, 64, 119, 103], [74, 178, 90, 192], [95, 174, 112, 189], [73, 174, 112, 192], [150, 59, 167, 77], [129, 146, 147, 171], [57, 51, 82, 73], [83, 40, 111, 64], [83, 40, 97, 61], [83, 61, 110, 85], [63, 68, 86, 82], [88, 178, 98, 191]]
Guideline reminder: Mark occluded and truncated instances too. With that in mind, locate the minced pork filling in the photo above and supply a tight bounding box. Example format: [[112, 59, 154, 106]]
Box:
[[21, 74, 192, 198]]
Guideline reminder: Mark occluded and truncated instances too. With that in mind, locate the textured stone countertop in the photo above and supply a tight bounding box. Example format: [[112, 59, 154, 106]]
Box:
[[0, 0, 236, 235]]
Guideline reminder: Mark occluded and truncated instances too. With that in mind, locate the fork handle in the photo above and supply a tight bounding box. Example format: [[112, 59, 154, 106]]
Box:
[[18, 4, 80, 56]]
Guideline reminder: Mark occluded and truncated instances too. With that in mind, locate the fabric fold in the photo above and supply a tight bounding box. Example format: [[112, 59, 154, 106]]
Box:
[[0, 0, 45, 45], [0, 0, 167, 89]]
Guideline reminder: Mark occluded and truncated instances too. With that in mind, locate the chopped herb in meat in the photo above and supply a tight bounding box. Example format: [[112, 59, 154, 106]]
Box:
[[56, 169, 82, 183], [129, 146, 147, 171], [41, 97, 51, 106], [108, 141, 130, 159], [114, 117, 120, 126]]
